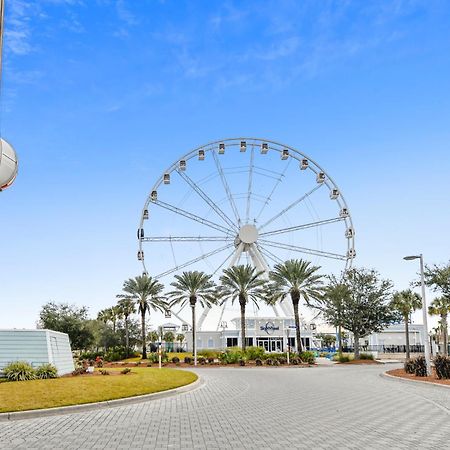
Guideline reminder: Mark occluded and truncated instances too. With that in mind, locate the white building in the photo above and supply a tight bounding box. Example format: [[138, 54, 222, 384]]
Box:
[[0, 329, 75, 375]]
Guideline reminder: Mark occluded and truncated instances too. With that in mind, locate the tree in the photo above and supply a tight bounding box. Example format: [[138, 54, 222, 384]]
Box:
[[163, 331, 175, 351], [335, 268, 395, 359], [315, 333, 336, 348], [423, 262, 450, 298], [168, 271, 217, 364], [176, 333, 185, 351], [428, 296, 450, 356], [117, 297, 136, 356], [310, 276, 349, 355], [118, 275, 166, 359], [219, 265, 267, 352], [269, 259, 323, 353], [391, 289, 422, 359], [148, 330, 159, 344], [38, 302, 94, 350]]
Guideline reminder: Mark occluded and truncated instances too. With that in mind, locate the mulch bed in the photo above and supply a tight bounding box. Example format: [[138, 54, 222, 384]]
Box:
[[387, 368, 450, 386], [339, 359, 382, 365]]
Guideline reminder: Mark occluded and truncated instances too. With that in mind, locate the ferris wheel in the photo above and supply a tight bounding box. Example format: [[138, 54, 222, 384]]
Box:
[[137, 138, 355, 330]]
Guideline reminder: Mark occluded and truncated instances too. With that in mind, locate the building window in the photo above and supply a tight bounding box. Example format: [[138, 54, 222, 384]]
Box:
[[245, 337, 254, 347], [227, 337, 238, 347], [208, 338, 214, 348]]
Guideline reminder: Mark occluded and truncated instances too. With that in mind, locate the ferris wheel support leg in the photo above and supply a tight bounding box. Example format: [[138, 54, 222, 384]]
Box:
[[197, 243, 245, 331], [247, 244, 281, 318]]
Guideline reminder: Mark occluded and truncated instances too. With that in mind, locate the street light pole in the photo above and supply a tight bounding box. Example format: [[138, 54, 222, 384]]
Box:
[[404, 254, 431, 376]]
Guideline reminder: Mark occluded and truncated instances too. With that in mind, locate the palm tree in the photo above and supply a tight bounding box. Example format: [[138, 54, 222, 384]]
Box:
[[391, 289, 422, 359], [167, 271, 217, 365], [118, 275, 166, 359], [428, 296, 450, 356], [110, 305, 122, 333], [97, 308, 113, 351], [116, 297, 136, 356], [176, 333, 185, 352], [219, 265, 267, 352], [269, 259, 323, 353]]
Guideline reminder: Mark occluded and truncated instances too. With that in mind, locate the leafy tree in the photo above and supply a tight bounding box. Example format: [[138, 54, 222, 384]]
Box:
[[148, 330, 159, 344], [219, 265, 267, 352], [269, 259, 323, 353], [391, 289, 422, 359], [117, 275, 166, 359], [334, 268, 395, 359], [315, 333, 336, 348], [117, 297, 136, 356], [168, 271, 217, 364], [176, 333, 185, 351], [428, 296, 450, 356], [163, 331, 175, 342], [310, 276, 349, 354], [423, 262, 450, 298], [38, 302, 94, 350]]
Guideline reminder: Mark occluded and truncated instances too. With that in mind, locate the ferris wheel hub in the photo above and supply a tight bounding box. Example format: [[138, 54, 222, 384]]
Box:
[[238, 224, 259, 244]]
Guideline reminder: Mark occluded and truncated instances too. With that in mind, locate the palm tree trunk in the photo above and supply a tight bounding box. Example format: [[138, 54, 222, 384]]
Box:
[[354, 331, 360, 359], [291, 294, 302, 354], [191, 304, 196, 366], [443, 314, 448, 356], [239, 295, 246, 351], [125, 315, 130, 357], [405, 314, 410, 360], [141, 310, 147, 360]]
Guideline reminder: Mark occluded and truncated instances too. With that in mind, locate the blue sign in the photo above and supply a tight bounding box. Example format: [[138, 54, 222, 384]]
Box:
[[260, 322, 280, 335]]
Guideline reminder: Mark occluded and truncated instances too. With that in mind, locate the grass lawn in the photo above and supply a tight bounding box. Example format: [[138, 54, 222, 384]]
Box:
[[0, 368, 197, 413]]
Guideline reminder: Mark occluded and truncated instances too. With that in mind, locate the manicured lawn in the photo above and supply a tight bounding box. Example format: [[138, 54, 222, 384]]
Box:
[[0, 368, 197, 413]]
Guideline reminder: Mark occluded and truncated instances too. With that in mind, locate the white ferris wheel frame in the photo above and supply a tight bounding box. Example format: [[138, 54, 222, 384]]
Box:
[[137, 138, 355, 329]]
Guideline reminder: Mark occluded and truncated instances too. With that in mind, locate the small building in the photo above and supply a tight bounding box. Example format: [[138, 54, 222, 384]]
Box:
[[0, 329, 75, 376]]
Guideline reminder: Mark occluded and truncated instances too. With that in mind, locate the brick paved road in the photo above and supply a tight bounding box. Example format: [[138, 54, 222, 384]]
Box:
[[1, 365, 450, 449]]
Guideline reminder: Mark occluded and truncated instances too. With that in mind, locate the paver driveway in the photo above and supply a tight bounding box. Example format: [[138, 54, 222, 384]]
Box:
[[1, 365, 450, 449]]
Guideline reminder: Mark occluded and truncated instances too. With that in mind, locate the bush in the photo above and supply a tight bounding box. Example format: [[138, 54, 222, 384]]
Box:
[[239, 359, 246, 366], [207, 357, 215, 364], [278, 357, 287, 365], [265, 358, 273, 366], [36, 363, 58, 379], [172, 356, 180, 364], [291, 358, 300, 365], [184, 356, 192, 364], [359, 353, 374, 360], [121, 368, 131, 375], [272, 359, 280, 366], [72, 367, 86, 376], [219, 349, 244, 364], [255, 358, 263, 366], [199, 350, 220, 359], [334, 353, 352, 363], [99, 369, 110, 376], [299, 351, 316, 365], [245, 346, 265, 361], [404, 359, 415, 374], [434, 355, 450, 379], [3, 361, 36, 382], [412, 356, 427, 377], [79, 351, 104, 361], [146, 363, 152, 367], [198, 357, 206, 365]]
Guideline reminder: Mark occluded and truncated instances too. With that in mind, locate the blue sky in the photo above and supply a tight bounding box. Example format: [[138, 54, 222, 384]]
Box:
[[1, 0, 449, 329]]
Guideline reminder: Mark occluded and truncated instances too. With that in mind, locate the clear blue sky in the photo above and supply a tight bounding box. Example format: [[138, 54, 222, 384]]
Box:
[[1, 0, 449, 328]]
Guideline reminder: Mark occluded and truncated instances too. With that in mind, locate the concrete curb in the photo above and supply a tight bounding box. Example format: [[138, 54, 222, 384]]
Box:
[[0, 375, 204, 422], [381, 371, 450, 389]]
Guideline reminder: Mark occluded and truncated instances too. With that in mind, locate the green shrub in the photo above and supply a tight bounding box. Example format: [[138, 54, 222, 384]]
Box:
[[265, 358, 273, 366], [404, 359, 415, 374], [35, 364, 58, 379], [172, 356, 180, 364], [299, 351, 316, 365], [198, 357, 206, 365], [198, 350, 220, 359], [72, 367, 86, 376], [207, 357, 215, 364], [121, 368, 131, 375], [291, 358, 300, 365], [239, 359, 246, 366], [79, 351, 104, 360], [219, 349, 244, 364], [184, 356, 192, 364], [278, 357, 287, 365], [412, 356, 427, 377], [245, 346, 265, 361], [336, 354, 351, 363], [3, 361, 36, 382], [359, 353, 374, 360], [255, 358, 263, 366], [434, 355, 450, 379], [99, 369, 110, 375]]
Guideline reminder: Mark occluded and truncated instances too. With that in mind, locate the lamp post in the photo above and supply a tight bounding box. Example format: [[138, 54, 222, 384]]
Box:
[[220, 321, 228, 351], [404, 254, 431, 375]]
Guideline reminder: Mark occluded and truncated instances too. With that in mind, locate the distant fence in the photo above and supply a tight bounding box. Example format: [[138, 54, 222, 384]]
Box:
[[341, 345, 424, 354]]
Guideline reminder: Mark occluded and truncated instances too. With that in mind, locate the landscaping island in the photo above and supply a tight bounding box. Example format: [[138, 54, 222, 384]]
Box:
[[0, 368, 197, 413]]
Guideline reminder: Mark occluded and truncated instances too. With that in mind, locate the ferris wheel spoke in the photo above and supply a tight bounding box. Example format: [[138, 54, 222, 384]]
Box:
[[176, 169, 238, 231], [245, 146, 255, 224], [256, 244, 283, 264], [260, 217, 344, 237], [254, 157, 291, 223], [212, 150, 241, 225], [152, 199, 232, 235], [258, 183, 324, 231], [155, 243, 234, 279], [259, 239, 347, 261], [142, 236, 232, 242]]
